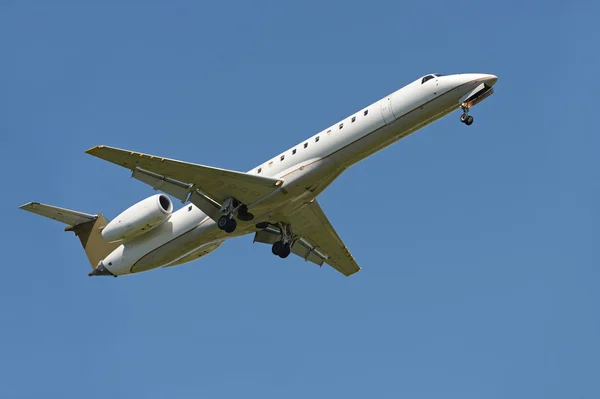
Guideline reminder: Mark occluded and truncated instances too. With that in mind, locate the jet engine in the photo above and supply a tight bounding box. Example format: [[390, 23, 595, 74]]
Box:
[[101, 194, 173, 242]]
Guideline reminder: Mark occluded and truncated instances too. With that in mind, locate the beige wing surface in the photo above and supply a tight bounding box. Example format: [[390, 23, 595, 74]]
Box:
[[86, 145, 283, 220], [254, 199, 361, 276]]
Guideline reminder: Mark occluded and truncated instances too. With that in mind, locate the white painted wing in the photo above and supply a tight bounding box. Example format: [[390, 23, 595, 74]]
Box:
[[283, 199, 361, 277], [86, 145, 283, 216]]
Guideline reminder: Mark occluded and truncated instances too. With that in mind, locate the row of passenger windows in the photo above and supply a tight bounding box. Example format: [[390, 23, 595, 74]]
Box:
[[256, 108, 370, 174]]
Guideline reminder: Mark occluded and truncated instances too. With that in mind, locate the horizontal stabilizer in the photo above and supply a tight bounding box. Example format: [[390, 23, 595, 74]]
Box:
[[20, 202, 119, 270], [19, 202, 97, 226]]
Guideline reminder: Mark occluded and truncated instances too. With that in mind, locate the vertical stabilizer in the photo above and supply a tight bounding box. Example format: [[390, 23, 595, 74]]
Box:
[[64, 213, 119, 269]]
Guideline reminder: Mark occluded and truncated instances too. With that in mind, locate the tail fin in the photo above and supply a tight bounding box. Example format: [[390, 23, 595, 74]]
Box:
[[19, 202, 119, 270]]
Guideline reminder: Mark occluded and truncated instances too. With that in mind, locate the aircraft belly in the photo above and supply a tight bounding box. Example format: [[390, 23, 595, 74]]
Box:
[[129, 217, 219, 272], [164, 241, 224, 268]]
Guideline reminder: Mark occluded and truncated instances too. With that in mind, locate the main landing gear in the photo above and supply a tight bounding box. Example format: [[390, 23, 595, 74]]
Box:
[[460, 106, 474, 126], [270, 223, 293, 259], [272, 240, 291, 258], [216, 197, 254, 234], [217, 214, 237, 233]]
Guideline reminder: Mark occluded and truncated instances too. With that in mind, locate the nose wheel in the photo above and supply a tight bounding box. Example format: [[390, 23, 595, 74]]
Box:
[[460, 107, 474, 126]]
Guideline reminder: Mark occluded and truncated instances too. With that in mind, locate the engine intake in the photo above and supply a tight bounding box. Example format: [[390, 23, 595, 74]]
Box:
[[101, 194, 173, 242]]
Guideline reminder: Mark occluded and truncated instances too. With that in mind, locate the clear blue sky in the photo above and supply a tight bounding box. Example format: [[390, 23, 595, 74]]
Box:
[[1, 1, 597, 398]]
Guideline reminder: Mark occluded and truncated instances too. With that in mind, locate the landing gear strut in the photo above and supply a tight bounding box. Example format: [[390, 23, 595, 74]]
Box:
[[271, 223, 293, 259], [460, 106, 474, 126], [217, 197, 247, 234]]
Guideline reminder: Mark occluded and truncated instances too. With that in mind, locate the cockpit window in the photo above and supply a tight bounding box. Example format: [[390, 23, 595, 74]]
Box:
[[421, 75, 435, 84]]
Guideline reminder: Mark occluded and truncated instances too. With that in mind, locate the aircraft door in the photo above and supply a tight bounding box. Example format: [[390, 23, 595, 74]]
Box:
[[380, 96, 396, 124]]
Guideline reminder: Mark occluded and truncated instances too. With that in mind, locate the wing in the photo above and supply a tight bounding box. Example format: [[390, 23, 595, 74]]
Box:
[[254, 199, 361, 276], [86, 145, 283, 220]]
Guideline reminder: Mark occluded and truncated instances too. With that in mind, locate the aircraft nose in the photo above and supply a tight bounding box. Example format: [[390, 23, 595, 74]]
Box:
[[483, 74, 498, 86]]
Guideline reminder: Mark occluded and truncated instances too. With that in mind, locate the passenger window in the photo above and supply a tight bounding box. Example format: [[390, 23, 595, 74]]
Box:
[[421, 75, 434, 84], [315, 136, 320, 142], [339, 123, 343, 129], [280, 155, 284, 161], [364, 109, 368, 116], [304, 142, 308, 148], [257, 167, 262, 174], [268, 161, 273, 167], [327, 129, 331, 135], [292, 149, 296, 155], [352, 116, 356, 123]]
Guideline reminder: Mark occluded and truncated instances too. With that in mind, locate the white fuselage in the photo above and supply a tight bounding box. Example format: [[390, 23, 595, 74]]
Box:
[[102, 73, 498, 276]]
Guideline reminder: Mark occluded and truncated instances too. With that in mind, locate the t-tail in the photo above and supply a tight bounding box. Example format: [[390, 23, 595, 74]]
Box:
[[19, 203, 119, 276]]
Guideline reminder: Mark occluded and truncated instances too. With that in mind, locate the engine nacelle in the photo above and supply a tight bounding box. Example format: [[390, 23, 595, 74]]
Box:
[[102, 194, 173, 242]]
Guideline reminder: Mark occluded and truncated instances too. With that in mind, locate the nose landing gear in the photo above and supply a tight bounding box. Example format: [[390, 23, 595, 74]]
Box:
[[460, 106, 474, 126]]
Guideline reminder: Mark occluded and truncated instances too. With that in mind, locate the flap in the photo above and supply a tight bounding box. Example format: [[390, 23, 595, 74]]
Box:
[[253, 229, 327, 267], [131, 167, 222, 220], [131, 167, 193, 202]]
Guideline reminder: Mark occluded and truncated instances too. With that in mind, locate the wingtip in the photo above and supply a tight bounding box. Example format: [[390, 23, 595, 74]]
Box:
[[19, 202, 38, 210], [345, 266, 362, 277], [85, 145, 106, 155]]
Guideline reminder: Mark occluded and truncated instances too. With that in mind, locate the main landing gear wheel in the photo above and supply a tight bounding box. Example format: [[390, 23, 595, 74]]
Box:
[[280, 243, 291, 258], [218, 197, 247, 233], [272, 240, 283, 256], [271, 240, 291, 258], [217, 215, 237, 233]]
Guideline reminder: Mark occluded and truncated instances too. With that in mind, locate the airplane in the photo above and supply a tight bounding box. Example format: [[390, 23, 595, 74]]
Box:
[[20, 72, 498, 278]]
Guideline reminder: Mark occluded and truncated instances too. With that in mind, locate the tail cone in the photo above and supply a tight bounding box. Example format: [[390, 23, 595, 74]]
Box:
[[88, 263, 115, 277]]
